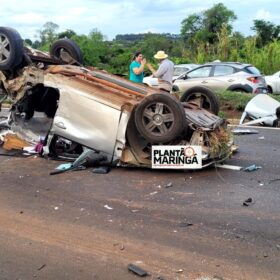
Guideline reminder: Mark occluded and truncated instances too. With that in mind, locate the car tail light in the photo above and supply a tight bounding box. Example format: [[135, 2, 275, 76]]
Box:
[[247, 77, 259, 84]]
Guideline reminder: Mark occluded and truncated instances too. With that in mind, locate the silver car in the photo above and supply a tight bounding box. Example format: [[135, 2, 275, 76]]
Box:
[[173, 62, 268, 94]]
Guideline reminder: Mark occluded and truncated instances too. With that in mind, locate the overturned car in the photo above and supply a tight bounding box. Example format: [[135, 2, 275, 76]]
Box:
[[0, 27, 233, 169]]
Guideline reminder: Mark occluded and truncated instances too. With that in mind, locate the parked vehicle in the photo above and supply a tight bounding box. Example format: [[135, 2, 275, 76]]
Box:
[[265, 71, 280, 93], [143, 64, 199, 87], [0, 27, 233, 169], [173, 62, 268, 95]]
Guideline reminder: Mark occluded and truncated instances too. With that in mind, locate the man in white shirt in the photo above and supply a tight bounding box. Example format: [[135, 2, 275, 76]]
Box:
[[147, 50, 174, 92]]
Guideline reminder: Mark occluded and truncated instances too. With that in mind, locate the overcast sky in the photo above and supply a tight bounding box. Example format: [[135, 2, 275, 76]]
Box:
[[0, 0, 279, 41]]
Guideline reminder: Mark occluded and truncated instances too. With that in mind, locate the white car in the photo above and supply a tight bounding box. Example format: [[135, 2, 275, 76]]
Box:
[[265, 71, 280, 94], [143, 64, 199, 87]]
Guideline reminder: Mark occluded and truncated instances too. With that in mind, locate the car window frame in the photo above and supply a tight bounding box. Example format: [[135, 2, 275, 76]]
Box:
[[212, 65, 236, 77], [185, 65, 212, 79]]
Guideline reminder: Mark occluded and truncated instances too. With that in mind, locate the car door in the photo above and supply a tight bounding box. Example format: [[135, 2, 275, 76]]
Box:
[[275, 71, 280, 93], [211, 65, 236, 91], [175, 66, 212, 92]]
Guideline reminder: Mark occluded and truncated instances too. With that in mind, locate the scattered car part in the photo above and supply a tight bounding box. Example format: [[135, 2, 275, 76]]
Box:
[[127, 264, 148, 277], [239, 94, 280, 126], [179, 86, 220, 115]]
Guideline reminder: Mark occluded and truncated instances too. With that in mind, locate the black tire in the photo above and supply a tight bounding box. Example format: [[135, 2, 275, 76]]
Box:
[[135, 93, 186, 143], [0, 27, 24, 71], [180, 86, 220, 115], [50, 39, 83, 65], [267, 86, 273, 94]]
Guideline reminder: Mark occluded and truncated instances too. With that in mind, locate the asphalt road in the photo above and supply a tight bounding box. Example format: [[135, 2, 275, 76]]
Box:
[[0, 122, 280, 279]]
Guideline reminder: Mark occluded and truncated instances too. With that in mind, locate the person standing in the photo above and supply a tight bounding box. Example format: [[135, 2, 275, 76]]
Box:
[[147, 50, 174, 92], [129, 51, 146, 83]]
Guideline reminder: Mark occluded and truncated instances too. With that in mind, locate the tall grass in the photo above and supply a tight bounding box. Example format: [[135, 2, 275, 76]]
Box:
[[180, 30, 280, 75]]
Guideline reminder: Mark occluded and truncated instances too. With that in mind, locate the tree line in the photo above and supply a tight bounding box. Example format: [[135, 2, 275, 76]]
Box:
[[25, 3, 280, 76]]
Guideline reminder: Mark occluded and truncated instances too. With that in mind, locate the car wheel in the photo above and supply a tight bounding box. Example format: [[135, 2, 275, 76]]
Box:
[[135, 93, 186, 143], [180, 86, 220, 115], [0, 27, 24, 71], [267, 86, 273, 94], [50, 39, 83, 65]]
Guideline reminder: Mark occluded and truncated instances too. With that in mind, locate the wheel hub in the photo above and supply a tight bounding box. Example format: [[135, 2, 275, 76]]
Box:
[[153, 114, 163, 125]]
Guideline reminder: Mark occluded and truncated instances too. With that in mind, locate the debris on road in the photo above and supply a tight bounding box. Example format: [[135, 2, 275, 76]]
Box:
[[104, 205, 113, 210], [92, 166, 111, 174], [176, 269, 184, 273], [37, 264, 46, 271], [127, 263, 148, 277], [178, 222, 193, 227], [243, 197, 253, 207], [242, 164, 262, 172], [150, 191, 158, 196], [164, 182, 173, 188], [232, 129, 259, 135], [50, 149, 108, 175], [258, 136, 265, 140], [2, 133, 30, 150]]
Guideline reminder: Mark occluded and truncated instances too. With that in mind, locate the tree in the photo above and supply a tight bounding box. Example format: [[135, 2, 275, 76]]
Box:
[[38, 22, 59, 46], [251, 19, 280, 47], [57, 29, 76, 39], [24, 38, 32, 46], [181, 3, 237, 45], [180, 14, 202, 47]]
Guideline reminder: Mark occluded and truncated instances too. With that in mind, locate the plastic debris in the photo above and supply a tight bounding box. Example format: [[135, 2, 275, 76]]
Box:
[[104, 205, 113, 210], [55, 163, 72, 171], [127, 263, 148, 277], [242, 164, 262, 172]]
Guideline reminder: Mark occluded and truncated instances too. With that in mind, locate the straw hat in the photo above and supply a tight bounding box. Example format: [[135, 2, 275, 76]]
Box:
[[154, 50, 168, 59]]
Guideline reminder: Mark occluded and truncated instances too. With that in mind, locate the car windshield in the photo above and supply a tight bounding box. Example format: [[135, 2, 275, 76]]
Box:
[[245, 66, 261, 75], [174, 67, 189, 76]]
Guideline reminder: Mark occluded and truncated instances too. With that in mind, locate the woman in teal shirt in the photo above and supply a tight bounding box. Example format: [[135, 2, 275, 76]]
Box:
[[129, 52, 146, 83]]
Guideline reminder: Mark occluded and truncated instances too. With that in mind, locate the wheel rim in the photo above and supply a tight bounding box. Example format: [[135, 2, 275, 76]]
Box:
[[0, 33, 11, 64], [186, 92, 211, 110], [142, 102, 175, 137]]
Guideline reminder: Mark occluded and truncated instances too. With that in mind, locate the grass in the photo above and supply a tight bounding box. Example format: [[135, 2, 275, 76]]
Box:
[[217, 90, 280, 118]]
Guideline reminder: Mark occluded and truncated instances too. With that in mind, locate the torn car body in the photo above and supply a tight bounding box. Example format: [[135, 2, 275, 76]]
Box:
[[239, 94, 280, 127]]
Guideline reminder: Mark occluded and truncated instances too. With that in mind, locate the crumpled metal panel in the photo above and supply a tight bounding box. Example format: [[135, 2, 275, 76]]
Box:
[[240, 94, 280, 126], [183, 102, 224, 130]]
